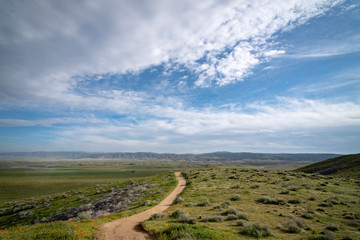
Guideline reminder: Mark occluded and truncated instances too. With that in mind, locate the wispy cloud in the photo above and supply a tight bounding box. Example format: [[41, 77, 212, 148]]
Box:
[[286, 34, 360, 59], [0, 117, 106, 127]]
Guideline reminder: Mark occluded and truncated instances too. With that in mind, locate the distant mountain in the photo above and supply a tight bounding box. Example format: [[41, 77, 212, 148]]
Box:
[[0, 151, 340, 165], [296, 153, 360, 177]]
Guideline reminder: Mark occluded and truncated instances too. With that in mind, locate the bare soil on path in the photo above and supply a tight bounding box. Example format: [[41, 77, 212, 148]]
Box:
[[94, 172, 186, 240]]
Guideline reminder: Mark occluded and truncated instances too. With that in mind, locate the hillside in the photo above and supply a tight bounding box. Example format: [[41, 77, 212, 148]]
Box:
[[145, 169, 360, 240], [296, 153, 360, 177]]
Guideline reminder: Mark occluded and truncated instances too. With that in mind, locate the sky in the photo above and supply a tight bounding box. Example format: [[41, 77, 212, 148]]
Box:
[[0, 0, 359, 154]]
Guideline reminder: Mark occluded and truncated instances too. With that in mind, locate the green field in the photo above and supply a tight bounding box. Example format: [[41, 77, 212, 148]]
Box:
[[0, 159, 300, 204], [0, 164, 170, 203], [0, 160, 219, 204]]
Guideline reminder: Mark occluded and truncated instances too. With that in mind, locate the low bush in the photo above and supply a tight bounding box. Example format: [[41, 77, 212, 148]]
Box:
[[288, 199, 301, 204], [197, 199, 210, 207], [301, 213, 314, 219], [226, 214, 238, 221], [279, 190, 290, 194], [239, 222, 273, 238], [230, 194, 241, 201], [257, 196, 285, 205], [307, 230, 336, 240], [237, 220, 246, 226], [213, 204, 222, 210], [325, 224, 339, 231], [200, 215, 223, 222], [237, 213, 249, 221], [346, 220, 360, 227], [174, 196, 184, 204], [221, 207, 239, 216], [150, 212, 168, 220], [280, 219, 305, 233], [171, 209, 189, 219], [177, 215, 196, 224]]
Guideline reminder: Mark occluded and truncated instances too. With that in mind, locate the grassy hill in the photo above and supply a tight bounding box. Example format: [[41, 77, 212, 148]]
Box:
[[296, 154, 360, 177]]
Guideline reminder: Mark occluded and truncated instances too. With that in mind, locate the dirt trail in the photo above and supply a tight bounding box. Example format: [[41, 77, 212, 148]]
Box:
[[94, 172, 186, 240]]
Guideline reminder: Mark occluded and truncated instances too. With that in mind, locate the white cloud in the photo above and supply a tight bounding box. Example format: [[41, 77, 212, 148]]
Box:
[[0, 117, 106, 127], [0, 0, 347, 105], [287, 34, 360, 58], [45, 97, 360, 153]]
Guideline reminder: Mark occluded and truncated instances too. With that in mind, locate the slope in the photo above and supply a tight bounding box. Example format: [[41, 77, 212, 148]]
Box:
[[296, 153, 360, 177]]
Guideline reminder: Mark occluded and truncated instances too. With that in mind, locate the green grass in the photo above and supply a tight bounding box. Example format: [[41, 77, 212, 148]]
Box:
[[0, 172, 178, 239], [144, 168, 360, 240], [296, 153, 360, 177], [0, 159, 306, 204], [0, 163, 172, 203]]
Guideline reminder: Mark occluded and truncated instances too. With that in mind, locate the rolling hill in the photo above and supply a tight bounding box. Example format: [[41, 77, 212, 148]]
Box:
[[296, 153, 360, 177]]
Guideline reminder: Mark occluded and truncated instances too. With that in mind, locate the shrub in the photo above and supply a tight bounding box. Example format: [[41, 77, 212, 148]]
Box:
[[280, 219, 305, 233], [250, 185, 260, 189], [347, 220, 360, 227], [174, 196, 184, 204], [77, 213, 91, 221], [171, 209, 189, 219], [221, 201, 231, 208], [325, 224, 339, 231], [343, 212, 360, 220], [150, 212, 168, 220], [213, 204, 222, 210], [200, 215, 223, 222], [301, 213, 314, 219], [307, 230, 336, 240], [237, 213, 249, 221], [257, 196, 285, 205], [177, 215, 196, 224], [329, 198, 339, 205], [288, 199, 301, 204], [232, 184, 241, 189], [197, 199, 210, 207], [306, 208, 315, 214], [230, 194, 241, 201], [318, 202, 333, 207], [221, 207, 238, 216], [227, 214, 238, 221], [280, 190, 290, 194], [237, 220, 245, 226], [239, 222, 273, 238], [309, 197, 316, 201]]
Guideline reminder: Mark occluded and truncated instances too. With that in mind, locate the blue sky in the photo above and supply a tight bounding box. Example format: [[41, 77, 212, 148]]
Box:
[[0, 0, 359, 153]]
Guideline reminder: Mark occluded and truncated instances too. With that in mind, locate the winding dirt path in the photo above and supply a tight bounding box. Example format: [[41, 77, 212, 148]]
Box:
[[94, 172, 186, 240]]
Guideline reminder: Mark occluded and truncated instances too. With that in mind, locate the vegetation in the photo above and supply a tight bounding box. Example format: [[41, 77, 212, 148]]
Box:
[[1, 153, 359, 240], [296, 153, 360, 177], [0, 173, 177, 239], [144, 168, 360, 239]]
